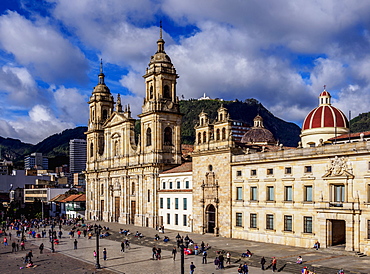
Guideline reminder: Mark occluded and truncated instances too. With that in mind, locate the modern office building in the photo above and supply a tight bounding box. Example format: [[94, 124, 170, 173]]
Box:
[[24, 153, 48, 170], [69, 139, 87, 173]]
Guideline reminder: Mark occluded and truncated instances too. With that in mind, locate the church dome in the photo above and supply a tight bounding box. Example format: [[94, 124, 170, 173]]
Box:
[[302, 91, 348, 130], [241, 115, 276, 144], [300, 88, 349, 147]]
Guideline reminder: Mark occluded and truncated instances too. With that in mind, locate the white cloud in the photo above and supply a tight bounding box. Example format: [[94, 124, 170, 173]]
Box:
[[0, 11, 88, 84]]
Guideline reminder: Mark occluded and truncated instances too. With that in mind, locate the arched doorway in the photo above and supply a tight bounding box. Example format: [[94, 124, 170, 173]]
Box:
[[205, 204, 216, 233]]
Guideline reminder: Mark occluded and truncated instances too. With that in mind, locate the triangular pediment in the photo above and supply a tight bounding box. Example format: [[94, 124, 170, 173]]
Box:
[[103, 112, 130, 128], [322, 170, 354, 180]]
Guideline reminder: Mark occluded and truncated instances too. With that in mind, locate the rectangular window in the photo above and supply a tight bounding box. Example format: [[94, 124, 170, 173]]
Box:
[[284, 215, 293, 231], [237, 170, 242, 176], [160, 198, 163, 209], [162, 182, 166, 189], [305, 166, 312, 173], [266, 214, 274, 230], [175, 214, 178, 225], [183, 198, 187, 210], [167, 213, 170, 225], [367, 220, 370, 239], [251, 169, 257, 176], [251, 187, 258, 201], [185, 181, 189, 189], [250, 213, 257, 228], [183, 215, 187, 226], [177, 181, 180, 189], [305, 186, 313, 202], [236, 187, 243, 200], [285, 186, 293, 201], [304, 216, 313, 233], [148, 190, 150, 202], [334, 185, 345, 202], [236, 213, 243, 227], [267, 168, 273, 175], [368, 161, 370, 170], [175, 198, 179, 209], [169, 182, 173, 189], [167, 198, 171, 209], [285, 167, 292, 174], [267, 186, 274, 201]]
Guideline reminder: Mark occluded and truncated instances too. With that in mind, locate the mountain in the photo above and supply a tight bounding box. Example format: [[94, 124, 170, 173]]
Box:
[[180, 99, 301, 147], [2, 101, 369, 170], [349, 112, 370, 133]]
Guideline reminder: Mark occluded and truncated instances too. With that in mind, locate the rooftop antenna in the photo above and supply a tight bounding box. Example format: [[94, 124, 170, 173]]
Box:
[[348, 110, 351, 143]]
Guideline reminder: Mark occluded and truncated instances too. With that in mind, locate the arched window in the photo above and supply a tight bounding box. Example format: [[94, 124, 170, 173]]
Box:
[[222, 128, 226, 140], [163, 85, 171, 99], [150, 86, 154, 99], [216, 129, 220, 140], [101, 184, 104, 195], [90, 143, 94, 157], [198, 132, 201, 144], [203, 131, 207, 143], [219, 114, 223, 121], [164, 127, 172, 145], [146, 127, 152, 146], [102, 109, 108, 121], [201, 118, 204, 126]]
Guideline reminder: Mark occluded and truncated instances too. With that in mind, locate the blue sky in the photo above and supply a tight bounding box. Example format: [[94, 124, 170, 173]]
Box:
[[1, 0, 370, 144]]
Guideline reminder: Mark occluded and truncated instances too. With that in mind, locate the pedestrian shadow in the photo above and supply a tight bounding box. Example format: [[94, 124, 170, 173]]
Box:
[[278, 263, 287, 272]]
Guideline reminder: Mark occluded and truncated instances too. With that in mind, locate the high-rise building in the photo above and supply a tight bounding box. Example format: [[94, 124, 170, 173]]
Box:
[[69, 139, 87, 174], [24, 153, 48, 170]]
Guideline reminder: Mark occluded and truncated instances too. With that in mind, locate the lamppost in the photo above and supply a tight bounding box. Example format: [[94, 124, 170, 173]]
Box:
[[94, 224, 101, 269], [180, 243, 185, 274], [51, 219, 55, 253]]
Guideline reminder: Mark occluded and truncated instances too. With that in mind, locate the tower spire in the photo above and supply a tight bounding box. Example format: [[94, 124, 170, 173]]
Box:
[[157, 21, 165, 53], [98, 59, 105, 85]]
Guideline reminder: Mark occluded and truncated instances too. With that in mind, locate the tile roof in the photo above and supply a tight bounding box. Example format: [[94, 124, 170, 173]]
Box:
[[328, 131, 370, 141], [49, 193, 69, 202], [161, 162, 192, 174], [59, 194, 86, 203]]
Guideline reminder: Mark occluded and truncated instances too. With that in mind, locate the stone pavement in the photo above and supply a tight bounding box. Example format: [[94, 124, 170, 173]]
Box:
[[5, 221, 370, 274]]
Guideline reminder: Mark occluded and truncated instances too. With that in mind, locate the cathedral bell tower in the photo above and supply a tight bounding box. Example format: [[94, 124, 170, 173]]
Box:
[[139, 24, 183, 166], [86, 60, 114, 160]]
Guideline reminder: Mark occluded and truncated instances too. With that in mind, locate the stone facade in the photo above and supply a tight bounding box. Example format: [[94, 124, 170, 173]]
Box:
[[85, 29, 182, 228]]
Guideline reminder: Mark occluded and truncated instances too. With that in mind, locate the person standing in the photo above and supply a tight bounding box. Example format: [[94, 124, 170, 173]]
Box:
[[226, 252, 231, 265], [3, 236, 8, 246], [218, 253, 225, 269], [121, 241, 125, 253], [202, 250, 207, 264], [260, 256, 266, 270], [74, 239, 78, 250], [39, 243, 44, 254], [152, 246, 157, 259], [103, 248, 107, 260], [172, 247, 177, 261], [93, 250, 97, 261], [11, 241, 16, 253], [242, 263, 249, 274], [271, 257, 277, 272], [190, 262, 196, 274]]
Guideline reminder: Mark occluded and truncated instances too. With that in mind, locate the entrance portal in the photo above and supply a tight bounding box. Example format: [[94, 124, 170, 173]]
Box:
[[205, 204, 216, 233], [330, 220, 346, 246], [130, 200, 136, 224]]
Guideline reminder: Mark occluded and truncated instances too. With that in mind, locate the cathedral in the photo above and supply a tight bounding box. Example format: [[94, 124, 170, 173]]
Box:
[[85, 28, 370, 256]]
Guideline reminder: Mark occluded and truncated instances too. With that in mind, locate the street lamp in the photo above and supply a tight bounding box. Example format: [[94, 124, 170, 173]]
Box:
[[51, 219, 55, 253], [180, 243, 185, 274], [94, 224, 101, 269]]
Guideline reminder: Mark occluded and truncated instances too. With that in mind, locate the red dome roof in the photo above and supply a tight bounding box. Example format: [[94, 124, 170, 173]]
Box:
[[319, 90, 330, 97], [302, 105, 348, 130]]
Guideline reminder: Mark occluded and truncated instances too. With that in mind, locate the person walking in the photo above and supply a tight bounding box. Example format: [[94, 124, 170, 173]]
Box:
[[260, 256, 266, 270], [226, 252, 231, 264], [190, 262, 196, 274], [74, 239, 78, 250], [121, 241, 125, 253], [172, 247, 177, 261], [11, 241, 16, 253], [25, 250, 33, 263], [3, 236, 8, 246], [202, 250, 207, 264], [39, 243, 44, 254], [242, 263, 249, 274], [271, 257, 277, 272], [93, 250, 97, 261], [152, 246, 157, 259], [103, 248, 107, 260]]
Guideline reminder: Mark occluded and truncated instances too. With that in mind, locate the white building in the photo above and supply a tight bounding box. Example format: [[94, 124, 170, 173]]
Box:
[[158, 162, 193, 232]]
